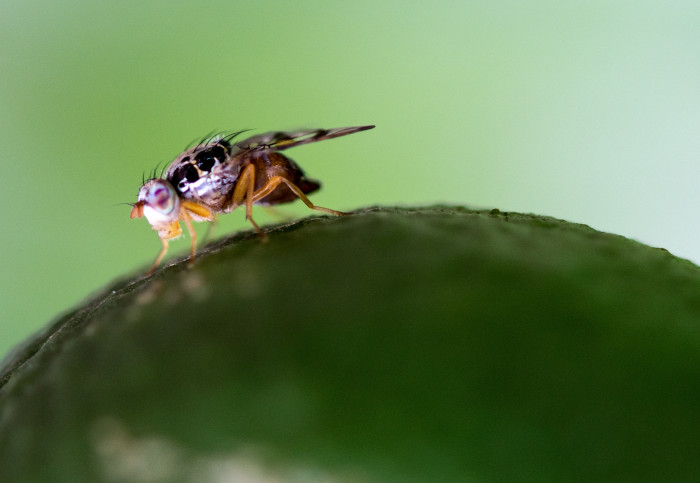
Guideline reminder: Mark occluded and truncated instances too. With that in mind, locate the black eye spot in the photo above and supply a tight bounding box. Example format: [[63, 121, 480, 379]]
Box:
[[169, 164, 196, 194], [197, 157, 217, 172], [212, 144, 228, 156], [195, 145, 227, 172], [185, 164, 199, 182]]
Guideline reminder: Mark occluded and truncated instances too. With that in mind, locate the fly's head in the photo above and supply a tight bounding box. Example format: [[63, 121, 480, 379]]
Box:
[[130, 179, 182, 237]]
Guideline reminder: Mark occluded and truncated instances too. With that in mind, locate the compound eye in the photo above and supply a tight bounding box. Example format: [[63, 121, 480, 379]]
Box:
[[147, 181, 178, 215]]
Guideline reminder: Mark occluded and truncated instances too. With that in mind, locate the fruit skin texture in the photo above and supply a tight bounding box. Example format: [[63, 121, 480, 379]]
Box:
[[1, 206, 700, 482]]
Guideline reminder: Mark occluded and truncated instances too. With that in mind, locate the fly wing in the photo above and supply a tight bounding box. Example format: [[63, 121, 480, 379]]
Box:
[[230, 125, 375, 155]]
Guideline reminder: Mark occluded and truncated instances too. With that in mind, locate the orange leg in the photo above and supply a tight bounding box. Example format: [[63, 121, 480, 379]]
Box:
[[181, 201, 212, 266], [252, 176, 352, 216], [147, 237, 169, 276], [181, 213, 198, 266], [201, 214, 219, 246], [232, 164, 265, 237]]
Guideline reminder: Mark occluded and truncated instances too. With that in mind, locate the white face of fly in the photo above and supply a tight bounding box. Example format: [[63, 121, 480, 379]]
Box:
[[137, 179, 180, 228]]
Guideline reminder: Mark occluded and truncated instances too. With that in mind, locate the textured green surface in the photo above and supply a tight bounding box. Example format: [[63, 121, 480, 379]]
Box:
[[1, 206, 700, 482]]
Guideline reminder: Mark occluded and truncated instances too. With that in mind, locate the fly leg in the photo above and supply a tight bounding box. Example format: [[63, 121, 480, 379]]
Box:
[[231, 164, 266, 237], [200, 214, 219, 246], [251, 176, 352, 216], [147, 237, 169, 276], [180, 201, 212, 267], [181, 213, 197, 266]]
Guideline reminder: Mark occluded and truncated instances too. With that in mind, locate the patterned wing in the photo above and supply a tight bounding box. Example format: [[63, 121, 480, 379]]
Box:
[[230, 125, 375, 155]]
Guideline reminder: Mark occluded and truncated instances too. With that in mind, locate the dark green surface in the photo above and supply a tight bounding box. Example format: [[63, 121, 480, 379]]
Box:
[[1, 206, 700, 482]]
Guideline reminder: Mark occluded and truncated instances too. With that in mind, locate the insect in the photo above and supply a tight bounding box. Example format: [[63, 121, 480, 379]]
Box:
[[131, 125, 374, 274]]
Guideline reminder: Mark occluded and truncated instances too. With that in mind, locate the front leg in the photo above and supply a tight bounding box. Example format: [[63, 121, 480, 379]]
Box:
[[147, 237, 169, 276], [180, 201, 213, 266], [200, 213, 219, 246]]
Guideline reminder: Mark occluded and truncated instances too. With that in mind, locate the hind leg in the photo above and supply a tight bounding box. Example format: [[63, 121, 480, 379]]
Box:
[[251, 176, 352, 216]]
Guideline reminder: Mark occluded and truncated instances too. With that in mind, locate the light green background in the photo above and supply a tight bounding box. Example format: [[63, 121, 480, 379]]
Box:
[[1, 1, 699, 358]]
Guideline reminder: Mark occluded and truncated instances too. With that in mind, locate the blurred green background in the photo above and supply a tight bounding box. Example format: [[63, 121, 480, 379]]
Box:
[[1, 0, 699, 358]]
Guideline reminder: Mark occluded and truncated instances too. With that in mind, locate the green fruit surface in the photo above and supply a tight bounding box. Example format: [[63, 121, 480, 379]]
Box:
[[1, 206, 700, 482]]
